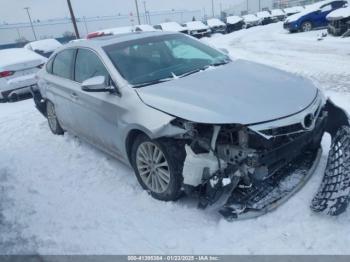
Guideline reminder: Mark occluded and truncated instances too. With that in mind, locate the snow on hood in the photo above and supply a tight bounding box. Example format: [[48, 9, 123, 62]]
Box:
[[327, 6, 350, 20], [243, 14, 260, 23], [207, 18, 226, 27], [226, 16, 243, 24], [256, 11, 272, 18], [271, 9, 286, 16], [0, 48, 47, 72], [184, 21, 210, 30], [24, 39, 62, 53], [160, 22, 187, 32], [136, 60, 318, 125], [286, 0, 340, 23], [136, 24, 157, 31]]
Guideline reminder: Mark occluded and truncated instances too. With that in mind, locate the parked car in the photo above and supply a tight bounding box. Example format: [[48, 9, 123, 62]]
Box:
[[183, 21, 211, 38], [283, 0, 347, 33], [242, 14, 261, 28], [154, 22, 188, 34], [33, 31, 350, 219], [206, 18, 227, 34], [270, 9, 287, 21], [24, 38, 62, 58], [87, 26, 133, 39], [225, 16, 244, 32], [283, 6, 305, 16], [327, 6, 350, 36], [256, 11, 274, 25], [0, 48, 47, 102], [135, 24, 158, 32]]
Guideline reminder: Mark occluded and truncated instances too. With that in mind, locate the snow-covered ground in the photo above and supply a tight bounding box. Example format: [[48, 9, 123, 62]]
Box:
[[1, 22, 350, 255]]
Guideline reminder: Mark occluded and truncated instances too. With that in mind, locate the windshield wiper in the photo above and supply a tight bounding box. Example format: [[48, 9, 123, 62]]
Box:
[[210, 59, 231, 67], [132, 77, 174, 88]]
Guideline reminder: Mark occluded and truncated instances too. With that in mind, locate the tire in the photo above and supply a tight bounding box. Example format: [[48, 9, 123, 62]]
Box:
[[301, 21, 313, 32], [131, 134, 186, 201], [46, 100, 64, 135], [9, 93, 18, 102]]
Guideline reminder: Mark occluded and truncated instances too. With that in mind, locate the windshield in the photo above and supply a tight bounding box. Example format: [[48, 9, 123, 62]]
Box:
[[103, 34, 230, 87]]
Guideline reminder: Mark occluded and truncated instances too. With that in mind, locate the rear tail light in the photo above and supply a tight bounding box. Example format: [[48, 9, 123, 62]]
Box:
[[37, 63, 45, 69], [87, 31, 106, 39], [0, 71, 14, 78]]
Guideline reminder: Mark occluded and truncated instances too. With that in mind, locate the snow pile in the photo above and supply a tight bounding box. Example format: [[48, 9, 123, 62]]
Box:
[[0, 48, 46, 72], [256, 11, 272, 18], [184, 21, 209, 30], [327, 6, 350, 20], [226, 16, 243, 25], [286, 0, 341, 23], [207, 18, 226, 27], [242, 14, 260, 23], [24, 39, 62, 53], [271, 9, 286, 17], [160, 22, 186, 32]]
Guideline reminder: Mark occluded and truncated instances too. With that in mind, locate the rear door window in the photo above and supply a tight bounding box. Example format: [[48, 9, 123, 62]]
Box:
[[52, 49, 75, 79], [74, 49, 109, 83]]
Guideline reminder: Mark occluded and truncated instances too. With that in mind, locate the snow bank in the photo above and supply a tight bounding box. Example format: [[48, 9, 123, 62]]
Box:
[[0, 48, 47, 72], [327, 6, 350, 20], [160, 22, 186, 32], [226, 16, 243, 25], [184, 21, 210, 30], [207, 18, 226, 27], [24, 39, 62, 53]]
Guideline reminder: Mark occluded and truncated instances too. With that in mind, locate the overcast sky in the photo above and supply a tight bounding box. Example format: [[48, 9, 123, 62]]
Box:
[[0, 0, 271, 23]]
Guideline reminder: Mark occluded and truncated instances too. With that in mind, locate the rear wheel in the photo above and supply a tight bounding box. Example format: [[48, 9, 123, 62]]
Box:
[[131, 134, 185, 201], [46, 100, 64, 135], [301, 21, 312, 32]]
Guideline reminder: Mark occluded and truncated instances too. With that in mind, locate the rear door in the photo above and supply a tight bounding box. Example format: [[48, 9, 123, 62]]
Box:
[[315, 3, 333, 27], [45, 48, 77, 131]]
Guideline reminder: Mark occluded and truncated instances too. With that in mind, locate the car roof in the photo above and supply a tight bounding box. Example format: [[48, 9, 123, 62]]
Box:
[[66, 31, 177, 49]]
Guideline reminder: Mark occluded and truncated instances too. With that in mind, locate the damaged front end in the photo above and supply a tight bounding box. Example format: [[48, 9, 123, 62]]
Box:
[[172, 97, 350, 220]]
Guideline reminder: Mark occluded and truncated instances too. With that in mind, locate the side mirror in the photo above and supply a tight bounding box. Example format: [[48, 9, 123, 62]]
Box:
[[81, 76, 113, 93], [219, 48, 229, 54]]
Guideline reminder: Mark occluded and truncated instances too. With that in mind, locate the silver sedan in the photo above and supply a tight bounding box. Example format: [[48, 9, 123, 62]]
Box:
[[34, 31, 350, 219]]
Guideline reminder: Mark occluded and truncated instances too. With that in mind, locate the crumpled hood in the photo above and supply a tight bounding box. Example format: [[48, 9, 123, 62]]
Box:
[[136, 60, 318, 125]]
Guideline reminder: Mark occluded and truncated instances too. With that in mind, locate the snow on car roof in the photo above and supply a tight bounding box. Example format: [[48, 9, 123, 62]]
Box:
[[226, 16, 243, 24], [286, 0, 343, 23], [206, 18, 226, 27], [99, 26, 134, 35], [256, 11, 272, 18], [136, 24, 157, 31], [0, 48, 47, 71], [270, 9, 286, 16], [24, 38, 62, 52], [184, 21, 209, 30], [284, 6, 305, 14], [159, 22, 186, 32], [243, 14, 260, 22], [327, 6, 350, 20]]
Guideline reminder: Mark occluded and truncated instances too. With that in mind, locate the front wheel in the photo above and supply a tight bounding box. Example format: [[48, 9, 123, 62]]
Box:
[[131, 134, 185, 201], [301, 21, 313, 32]]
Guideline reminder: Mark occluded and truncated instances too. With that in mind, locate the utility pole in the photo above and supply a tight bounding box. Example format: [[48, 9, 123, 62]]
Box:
[[83, 16, 89, 35], [134, 0, 141, 25], [66, 0, 80, 39], [259, 0, 261, 11], [24, 7, 37, 40], [211, 0, 215, 17], [246, 0, 249, 12], [143, 1, 148, 24]]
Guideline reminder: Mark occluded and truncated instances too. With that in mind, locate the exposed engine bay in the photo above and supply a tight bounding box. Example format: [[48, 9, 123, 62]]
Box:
[[171, 98, 350, 220]]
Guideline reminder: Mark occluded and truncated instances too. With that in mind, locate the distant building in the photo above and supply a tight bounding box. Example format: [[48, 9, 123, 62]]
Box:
[[273, 0, 322, 8]]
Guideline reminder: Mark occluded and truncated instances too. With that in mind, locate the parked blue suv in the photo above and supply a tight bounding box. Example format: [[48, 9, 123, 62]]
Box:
[[283, 0, 347, 32]]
